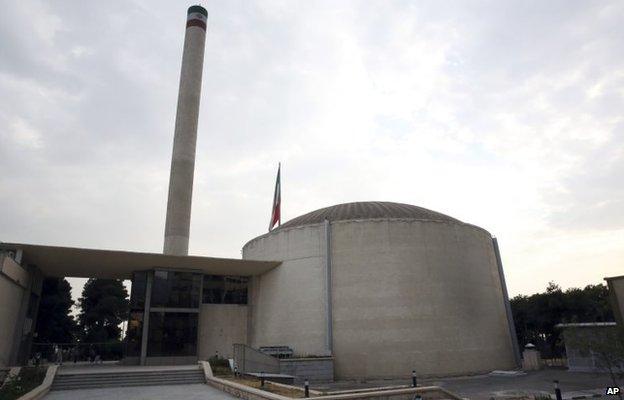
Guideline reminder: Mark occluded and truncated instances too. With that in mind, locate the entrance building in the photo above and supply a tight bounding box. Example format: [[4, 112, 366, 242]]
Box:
[[125, 270, 251, 365], [0, 242, 279, 367]]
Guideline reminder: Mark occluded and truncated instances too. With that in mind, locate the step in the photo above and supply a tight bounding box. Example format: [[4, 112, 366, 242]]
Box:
[[57, 371, 202, 376], [53, 380, 205, 391], [52, 380, 205, 390], [55, 372, 203, 381], [54, 376, 205, 384], [57, 369, 201, 377], [51, 369, 205, 390], [53, 376, 205, 385]]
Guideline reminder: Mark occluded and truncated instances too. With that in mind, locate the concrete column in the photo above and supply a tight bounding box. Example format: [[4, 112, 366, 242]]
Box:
[[324, 219, 333, 354], [164, 5, 208, 256], [139, 272, 153, 366]]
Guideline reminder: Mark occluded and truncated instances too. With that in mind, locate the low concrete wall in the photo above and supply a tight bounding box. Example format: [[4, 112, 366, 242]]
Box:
[[16, 365, 58, 400], [200, 361, 461, 400], [233, 344, 281, 374], [279, 357, 333, 383]]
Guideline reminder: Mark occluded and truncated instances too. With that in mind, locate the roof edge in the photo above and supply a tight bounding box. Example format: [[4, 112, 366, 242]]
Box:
[[242, 217, 491, 251]]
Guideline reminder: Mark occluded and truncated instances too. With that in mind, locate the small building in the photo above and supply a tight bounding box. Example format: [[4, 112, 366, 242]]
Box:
[[605, 275, 624, 326], [556, 322, 620, 372], [556, 276, 624, 373]]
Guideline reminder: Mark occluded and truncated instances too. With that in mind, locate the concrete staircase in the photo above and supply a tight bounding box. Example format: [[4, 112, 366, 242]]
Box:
[[51, 367, 205, 390]]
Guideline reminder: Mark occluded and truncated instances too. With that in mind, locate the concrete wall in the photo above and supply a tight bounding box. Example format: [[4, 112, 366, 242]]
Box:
[[243, 218, 516, 379], [0, 254, 29, 367], [561, 325, 621, 372], [233, 343, 281, 373], [279, 357, 334, 383], [331, 219, 515, 378], [198, 304, 248, 360], [606, 276, 624, 327], [244, 225, 328, 357]]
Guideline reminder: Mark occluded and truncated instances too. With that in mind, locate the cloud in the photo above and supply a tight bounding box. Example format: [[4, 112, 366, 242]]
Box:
[[1, 0, 623, 298]]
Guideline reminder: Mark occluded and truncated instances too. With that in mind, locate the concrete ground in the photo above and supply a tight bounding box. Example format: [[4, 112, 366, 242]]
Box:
[[425, 370, 612, 399], [44, 384, 237, 400], [314, 370, 614, 400]]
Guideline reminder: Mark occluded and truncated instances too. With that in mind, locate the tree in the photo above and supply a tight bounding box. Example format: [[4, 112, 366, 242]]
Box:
[[510, 282, 615, 358], [77, 279, 129, 345], [34, 278, 77, 344]]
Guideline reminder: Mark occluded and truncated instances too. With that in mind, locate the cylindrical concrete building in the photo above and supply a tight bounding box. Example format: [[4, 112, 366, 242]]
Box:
[[243, 201, 517, 378], [164, 5, 208, 256]]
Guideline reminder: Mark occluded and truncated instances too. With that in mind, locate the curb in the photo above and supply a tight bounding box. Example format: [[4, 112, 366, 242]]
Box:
[[16, 365, 58, 400]]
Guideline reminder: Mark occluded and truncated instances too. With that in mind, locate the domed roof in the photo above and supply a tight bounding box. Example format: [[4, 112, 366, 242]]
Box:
[[276, 201, 460, 230]]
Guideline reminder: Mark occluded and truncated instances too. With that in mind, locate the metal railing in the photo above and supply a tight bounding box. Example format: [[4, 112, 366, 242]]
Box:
[[29, 342, 124, 365]]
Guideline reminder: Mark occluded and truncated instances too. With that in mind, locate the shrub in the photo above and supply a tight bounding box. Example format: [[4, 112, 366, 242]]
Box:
[[0, 367, 46, 400]]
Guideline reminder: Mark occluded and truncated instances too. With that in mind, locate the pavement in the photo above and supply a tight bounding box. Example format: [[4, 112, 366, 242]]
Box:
[[44, 384, 238, 400], [425, 370, 613, 399], [313, 370, 615, 400], [41, 367, 615, 400]]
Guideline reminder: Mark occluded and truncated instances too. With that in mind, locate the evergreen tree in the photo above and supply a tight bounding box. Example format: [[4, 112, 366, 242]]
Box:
[[34, 278, 77, 344], [77, 279, 129, 343]]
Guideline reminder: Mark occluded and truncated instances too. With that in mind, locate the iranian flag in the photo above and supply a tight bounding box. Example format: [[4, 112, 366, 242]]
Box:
[[269, 163, 281, 231]]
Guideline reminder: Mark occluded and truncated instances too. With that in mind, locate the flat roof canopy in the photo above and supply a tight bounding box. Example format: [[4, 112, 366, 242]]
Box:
[[0, 242, 281, 279]]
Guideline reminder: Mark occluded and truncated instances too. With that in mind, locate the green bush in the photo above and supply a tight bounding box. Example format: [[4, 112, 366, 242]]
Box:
[[0, 367, 46, 400], [208, 355, 232, 376]]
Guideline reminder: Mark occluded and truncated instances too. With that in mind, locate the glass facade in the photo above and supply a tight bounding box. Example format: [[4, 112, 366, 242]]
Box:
[[125, 311, 144, 357], [125, 269, 249, 363], [147, 312, 198, 357], [202, 275, 249, 304], [151, 270, 201, 309], [129, 271, 147, 310]]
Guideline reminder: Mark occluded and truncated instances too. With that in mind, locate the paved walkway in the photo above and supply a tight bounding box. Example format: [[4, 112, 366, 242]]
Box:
[[44, 384, 237, 400], [425, 370, 612, 399], [314, 370, 613, 400]]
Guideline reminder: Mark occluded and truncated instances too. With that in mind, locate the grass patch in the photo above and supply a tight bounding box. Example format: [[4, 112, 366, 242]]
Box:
[[223, 376, 313, 398], [208, 356, 233, 377], [0, 367, 46, 400]]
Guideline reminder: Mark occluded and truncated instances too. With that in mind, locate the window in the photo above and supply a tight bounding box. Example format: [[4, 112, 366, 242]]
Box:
[[129, 272, 147, 310], [202, 275, 248, 304], [147, 312, 198, 357], [125, 311, 144, 357], [151, 270, 201, 309]]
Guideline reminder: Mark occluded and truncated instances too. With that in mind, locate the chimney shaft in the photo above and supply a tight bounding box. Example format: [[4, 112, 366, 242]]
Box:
[[163, 5, 208, 255]]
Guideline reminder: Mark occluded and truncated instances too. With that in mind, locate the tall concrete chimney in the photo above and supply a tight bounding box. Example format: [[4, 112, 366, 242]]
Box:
[[163, 5, 208, 255]]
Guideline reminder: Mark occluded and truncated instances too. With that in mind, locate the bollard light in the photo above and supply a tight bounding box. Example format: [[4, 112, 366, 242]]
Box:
[[304, 379, 310, 398], [553, 380, 562, 400], [261, 371, 265, 387], [412, 370, 417, 387]]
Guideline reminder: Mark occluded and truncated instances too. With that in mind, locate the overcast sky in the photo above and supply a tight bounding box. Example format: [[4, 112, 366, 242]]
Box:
[[1, 0, 623, 300]]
